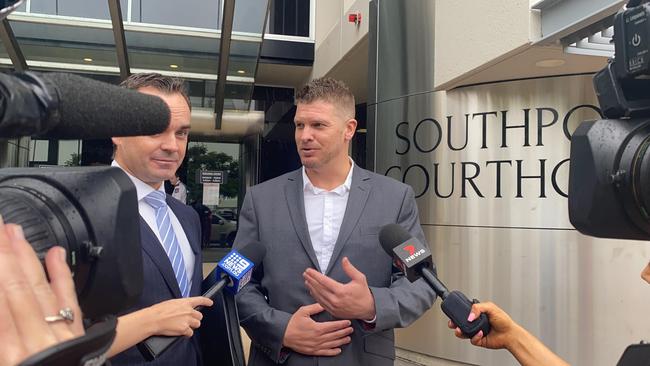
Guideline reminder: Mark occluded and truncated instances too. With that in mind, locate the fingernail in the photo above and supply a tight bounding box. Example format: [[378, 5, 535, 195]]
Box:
[[476, 330, 483, 338], [467, 312, 476, 322], [58, 247, 67, 262], [12, 225, 25, 240]]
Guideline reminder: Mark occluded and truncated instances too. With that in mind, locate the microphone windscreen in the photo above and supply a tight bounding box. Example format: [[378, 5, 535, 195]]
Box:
[[379, 224, 411, 255], [41, 73, 171, 139], [237, 241, 266, 266]]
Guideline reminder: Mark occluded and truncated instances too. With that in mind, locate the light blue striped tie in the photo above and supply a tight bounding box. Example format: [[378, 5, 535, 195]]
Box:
[[144, 191, 191, 297]]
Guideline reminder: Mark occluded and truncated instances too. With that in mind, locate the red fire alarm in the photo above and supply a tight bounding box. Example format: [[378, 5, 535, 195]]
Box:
[[348, 12, 361, 25]]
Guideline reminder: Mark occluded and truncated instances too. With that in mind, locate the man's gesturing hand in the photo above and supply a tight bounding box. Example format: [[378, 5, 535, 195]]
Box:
[[303, 257, 376, 321], [282, 303, 353, 356]]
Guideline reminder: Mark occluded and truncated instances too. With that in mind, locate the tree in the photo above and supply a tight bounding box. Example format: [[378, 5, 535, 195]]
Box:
[[186, 144, 239, 204], [64, 153, 81, 166]]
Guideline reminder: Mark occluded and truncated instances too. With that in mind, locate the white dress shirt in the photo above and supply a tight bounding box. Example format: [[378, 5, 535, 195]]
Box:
[[112, 161, 195, 278], [302, 160, 354, 272]]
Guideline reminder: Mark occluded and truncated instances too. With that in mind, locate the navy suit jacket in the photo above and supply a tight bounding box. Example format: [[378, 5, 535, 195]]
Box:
[[111, 196, 204, 366]]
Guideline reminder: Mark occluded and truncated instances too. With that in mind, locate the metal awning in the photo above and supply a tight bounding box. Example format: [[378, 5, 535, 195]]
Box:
[[564, 26, 614, 57], [0, 0, 270, 124], [532, 0, 624, 45]]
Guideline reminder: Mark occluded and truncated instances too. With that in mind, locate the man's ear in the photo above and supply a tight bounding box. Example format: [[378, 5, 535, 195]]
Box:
[[345, 118, 357, 141]]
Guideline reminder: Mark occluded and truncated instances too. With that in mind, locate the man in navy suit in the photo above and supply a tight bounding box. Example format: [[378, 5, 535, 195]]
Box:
[[107, 73, 212, 365]]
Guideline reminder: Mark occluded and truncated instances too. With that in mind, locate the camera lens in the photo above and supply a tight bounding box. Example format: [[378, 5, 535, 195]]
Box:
[[0, 175, 93, 294]]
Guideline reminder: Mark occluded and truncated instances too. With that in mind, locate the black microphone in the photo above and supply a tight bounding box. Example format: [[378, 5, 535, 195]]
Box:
[[137, 242, 266, 361], [379, 224, 490, 338], [0, 72, 171, 139]]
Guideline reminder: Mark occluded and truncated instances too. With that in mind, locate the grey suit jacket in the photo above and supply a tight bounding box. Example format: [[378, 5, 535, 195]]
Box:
[[234, 166, 437, 366]]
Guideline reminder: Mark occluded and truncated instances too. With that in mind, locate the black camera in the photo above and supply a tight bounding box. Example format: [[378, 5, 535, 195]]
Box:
[[0, 167, 143, 319], [569, 0, 650, 240], [0, 69, 170, 319]]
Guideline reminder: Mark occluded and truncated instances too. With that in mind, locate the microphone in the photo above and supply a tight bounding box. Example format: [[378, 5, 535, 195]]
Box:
[[137, 242, 266, 361], [0, 72, 171, 139], [379, 224, 490, 338]]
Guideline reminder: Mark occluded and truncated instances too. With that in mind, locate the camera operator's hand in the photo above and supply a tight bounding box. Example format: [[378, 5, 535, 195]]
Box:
[[448, 302, 569, 366], [0, 216, 84, 366], [108, 296, 212, 358]]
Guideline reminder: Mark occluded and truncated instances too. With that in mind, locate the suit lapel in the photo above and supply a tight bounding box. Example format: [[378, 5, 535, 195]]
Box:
[[139, 217, 183, 298], [285, 170, 321, 271], [325, 167, 372, 275]]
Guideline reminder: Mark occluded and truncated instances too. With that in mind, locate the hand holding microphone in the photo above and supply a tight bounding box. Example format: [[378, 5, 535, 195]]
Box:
[[137, 241, 266, 361], [378, 224, 490, 338]]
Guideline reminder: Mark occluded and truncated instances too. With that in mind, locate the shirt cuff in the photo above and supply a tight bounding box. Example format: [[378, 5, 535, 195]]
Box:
[[362, 314, 377, 324]]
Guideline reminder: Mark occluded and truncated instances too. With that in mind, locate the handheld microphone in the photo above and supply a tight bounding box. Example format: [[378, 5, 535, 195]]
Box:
[[137, 242, 266, 361], [0, 72, 171, 139], [379, 224, 490, 338]]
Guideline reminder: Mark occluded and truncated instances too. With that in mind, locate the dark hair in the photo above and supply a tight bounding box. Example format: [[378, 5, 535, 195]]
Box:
[[119, 73, 191, 110], [295, 77, 355, 119]]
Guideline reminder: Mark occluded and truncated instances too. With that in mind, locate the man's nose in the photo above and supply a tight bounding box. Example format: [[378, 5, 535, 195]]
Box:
[[160, 132, 179, 152], [299, 127, 314, 141]]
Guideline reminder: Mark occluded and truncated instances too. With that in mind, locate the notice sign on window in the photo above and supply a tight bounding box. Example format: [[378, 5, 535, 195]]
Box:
[[202, 183, 220, 206], [197, 170, 225, 184]]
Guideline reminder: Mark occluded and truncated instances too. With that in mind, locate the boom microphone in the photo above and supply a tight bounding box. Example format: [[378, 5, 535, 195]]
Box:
[[379, 224, 490, 338], [137, 241, 266, 361], [0, 71, 171, 139]]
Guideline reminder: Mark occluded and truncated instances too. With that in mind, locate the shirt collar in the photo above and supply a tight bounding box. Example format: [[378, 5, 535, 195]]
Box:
[[112, 160, 166, 202], [302, 157, 354, 196]]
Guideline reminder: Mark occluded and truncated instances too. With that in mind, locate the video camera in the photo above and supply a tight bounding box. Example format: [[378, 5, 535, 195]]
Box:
[[0, 68, 171, 318], [0, 63, 174, 318], [0, 67, 173, 365], [569, 0, 650, 240]]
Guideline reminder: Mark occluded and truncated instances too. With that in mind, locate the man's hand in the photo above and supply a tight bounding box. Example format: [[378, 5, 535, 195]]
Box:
[[145, 297, 213, 337], [447, 301, 521, 350], [0, 216, 84, 366], [282, 303, 353, 356], [303, 257, 376, 321]]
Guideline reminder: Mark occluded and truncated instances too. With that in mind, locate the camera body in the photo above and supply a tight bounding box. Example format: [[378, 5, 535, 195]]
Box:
[[569, 1, 650, 240], [0, 167, 143, 319]]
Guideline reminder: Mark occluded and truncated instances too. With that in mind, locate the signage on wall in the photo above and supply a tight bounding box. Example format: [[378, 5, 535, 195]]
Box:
[[375, 75, 602, 229]]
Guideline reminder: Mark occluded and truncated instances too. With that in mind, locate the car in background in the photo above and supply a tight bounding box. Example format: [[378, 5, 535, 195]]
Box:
[[216, 209, 237, 222], [210, 213, 237, 246]]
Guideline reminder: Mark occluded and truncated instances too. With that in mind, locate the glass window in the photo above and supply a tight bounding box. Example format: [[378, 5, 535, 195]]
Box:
[[27, 139, 82, 167], [29, 0, 128, 20], [138, 0, 221, 29], [268, 0, 310, 37], [185, 141, 240, 248]]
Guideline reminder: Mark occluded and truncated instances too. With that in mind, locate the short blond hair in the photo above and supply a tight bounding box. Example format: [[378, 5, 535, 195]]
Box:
[[295, 77, 355, 119]]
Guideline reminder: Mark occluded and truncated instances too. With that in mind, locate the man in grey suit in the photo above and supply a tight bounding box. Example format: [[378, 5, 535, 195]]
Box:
[[234, 77, 437, 365]]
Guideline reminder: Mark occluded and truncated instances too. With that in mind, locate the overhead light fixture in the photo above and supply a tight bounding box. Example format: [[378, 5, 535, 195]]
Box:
[[169, 64, 179, 69], [535, 59, 566, 68], [237, 70, 246, 74], [357, 128, 367, 133], [83, 58, 93, 62]]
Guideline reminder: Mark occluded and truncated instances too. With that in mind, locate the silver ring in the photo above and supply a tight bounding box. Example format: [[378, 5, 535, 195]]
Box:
[[44, 307, 74, 323]]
